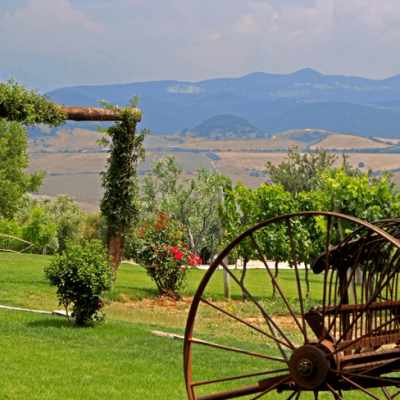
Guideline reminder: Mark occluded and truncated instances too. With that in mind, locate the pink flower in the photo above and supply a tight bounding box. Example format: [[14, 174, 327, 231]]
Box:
[[181, 266, 185, 270]]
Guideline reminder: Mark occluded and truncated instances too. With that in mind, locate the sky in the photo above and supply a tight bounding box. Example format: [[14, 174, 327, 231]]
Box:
[[1, 0, 400, 92]]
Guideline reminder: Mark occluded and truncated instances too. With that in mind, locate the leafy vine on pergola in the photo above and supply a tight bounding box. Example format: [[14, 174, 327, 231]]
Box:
[[0, 79, 147, 272]]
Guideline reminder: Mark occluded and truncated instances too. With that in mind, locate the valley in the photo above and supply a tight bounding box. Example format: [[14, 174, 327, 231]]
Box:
[[26, 127, 400, 211]]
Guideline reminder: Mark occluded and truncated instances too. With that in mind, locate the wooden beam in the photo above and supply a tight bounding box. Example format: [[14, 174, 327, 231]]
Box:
[[0, 105, 141, 122], [62, 106, 141, 122]]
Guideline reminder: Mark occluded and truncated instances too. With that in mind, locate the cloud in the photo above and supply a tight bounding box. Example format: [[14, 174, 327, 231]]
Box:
[[206, 33, 220, 41], [2, 0, 400, 91], [0, 0, 103, 54]]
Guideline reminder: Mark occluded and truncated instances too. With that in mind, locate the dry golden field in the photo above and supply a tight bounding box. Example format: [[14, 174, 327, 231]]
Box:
[[310, 134, 389, 150], [180, 139, 305, 151], [26, 128, 400, 209]]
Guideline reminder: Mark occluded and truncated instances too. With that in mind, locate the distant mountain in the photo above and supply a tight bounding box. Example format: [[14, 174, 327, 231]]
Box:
[[47, 68, 400, 105], [256, 102, 400, 138], [187, 114, 265, 140], [44, 69, 400, 138]]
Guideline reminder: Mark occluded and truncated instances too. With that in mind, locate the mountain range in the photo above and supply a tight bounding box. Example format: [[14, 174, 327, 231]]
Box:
[[44, 69, 400, 139]]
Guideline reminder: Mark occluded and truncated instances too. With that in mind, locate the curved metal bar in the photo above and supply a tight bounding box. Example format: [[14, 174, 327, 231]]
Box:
[[286, 218, 308, 343]]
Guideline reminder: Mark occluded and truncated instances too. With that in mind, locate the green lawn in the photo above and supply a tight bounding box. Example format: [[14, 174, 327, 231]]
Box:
[[0, 253, 387, 399]]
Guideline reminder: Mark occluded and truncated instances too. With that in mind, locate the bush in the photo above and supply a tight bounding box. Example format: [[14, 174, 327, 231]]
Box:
[[125, 213, 201, 299], [81, 211, 107, 245], [44, 239, 114, 326]]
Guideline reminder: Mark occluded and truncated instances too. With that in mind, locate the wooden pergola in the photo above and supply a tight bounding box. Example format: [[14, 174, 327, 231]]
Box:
[[1, 104, 141, 270]]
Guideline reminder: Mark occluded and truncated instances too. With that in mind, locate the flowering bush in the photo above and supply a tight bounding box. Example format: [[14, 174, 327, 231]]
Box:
[[125, 213, 202, 298]]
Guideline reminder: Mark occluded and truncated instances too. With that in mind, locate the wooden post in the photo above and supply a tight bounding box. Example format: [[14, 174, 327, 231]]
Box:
[[218, 187, 230, 301], [0, 104, 140, 273], [108, 221, 124, 273]]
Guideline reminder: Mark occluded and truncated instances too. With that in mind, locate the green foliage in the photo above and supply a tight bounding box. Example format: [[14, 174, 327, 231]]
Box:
[[0, 78, 66, 127], [141, 155, 231, 258], [14, 194, 85, 254], [264, 146, 346, 195], [0, 119, 45, 219], [222, 168, 400, 268], [320, 169, 400, 236], [0, 78, 67, 220], [44, 239, 114, 325], [125, 213, 201, 298], [42, 195, 84, 253], [97, 98, 149, 238], [81, 211, 107, 245], [21, 207, 58, 253]]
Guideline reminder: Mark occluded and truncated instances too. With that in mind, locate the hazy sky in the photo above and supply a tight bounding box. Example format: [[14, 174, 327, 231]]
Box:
[[1, 0, 400, 92]]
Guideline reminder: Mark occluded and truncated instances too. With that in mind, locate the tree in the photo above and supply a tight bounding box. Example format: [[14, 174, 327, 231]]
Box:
[[0, 79, 66, 220], [0, 119, 45, 219], [141, 155, 231, 258], [97, 99, 149, 272], [264, 146, 348, 196], [13, 193, 85, 254], [21, 207, 58, 253]]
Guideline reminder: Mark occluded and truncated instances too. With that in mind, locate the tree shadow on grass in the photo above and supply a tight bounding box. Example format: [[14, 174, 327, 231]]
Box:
[[27, 317, 96, 329]]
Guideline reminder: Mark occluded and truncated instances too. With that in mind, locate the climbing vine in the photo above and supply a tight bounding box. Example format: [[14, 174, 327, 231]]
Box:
[[97, 98, 150, 241], [0, 78, 66, 127]]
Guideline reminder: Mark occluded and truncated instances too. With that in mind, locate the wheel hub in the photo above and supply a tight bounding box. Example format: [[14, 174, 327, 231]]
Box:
[[288, 345, 329, 389]]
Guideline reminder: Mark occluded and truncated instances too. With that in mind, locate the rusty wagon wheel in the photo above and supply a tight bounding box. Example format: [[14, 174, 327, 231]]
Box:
[[184, 212, 400, 400]]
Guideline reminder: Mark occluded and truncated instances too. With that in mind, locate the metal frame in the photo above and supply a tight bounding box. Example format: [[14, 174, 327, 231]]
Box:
[[184, 212, 400, 399]]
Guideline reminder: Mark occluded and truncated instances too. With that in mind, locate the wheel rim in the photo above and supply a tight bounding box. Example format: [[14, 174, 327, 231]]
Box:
[[184, 212, 400, 400]]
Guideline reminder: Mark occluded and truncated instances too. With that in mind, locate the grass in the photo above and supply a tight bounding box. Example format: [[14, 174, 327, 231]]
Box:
[[0, 252, 390, 399]]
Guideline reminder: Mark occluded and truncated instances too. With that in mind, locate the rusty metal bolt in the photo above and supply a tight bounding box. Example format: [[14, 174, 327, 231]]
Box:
[[298, 359, 313, 377]]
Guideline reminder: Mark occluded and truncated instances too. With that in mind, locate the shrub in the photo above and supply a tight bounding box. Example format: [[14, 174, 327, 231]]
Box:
[[44, 239, 114, 326], [81, 211, 107, 245], [125, 213, 201, 298]]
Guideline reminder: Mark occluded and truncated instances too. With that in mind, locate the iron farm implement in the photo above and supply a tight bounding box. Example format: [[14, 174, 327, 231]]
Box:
[[184, 212, 400, 399]]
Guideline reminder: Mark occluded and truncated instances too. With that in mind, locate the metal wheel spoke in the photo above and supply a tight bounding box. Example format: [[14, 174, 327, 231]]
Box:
[[189, 338, 289, 363], [192, 368, 289, 387], [286, 390, 298, 400], [341, 375, 382, 400], [249, 233, 305, 338], [286, 218, 308, 342], [295, 389, 302, 400], [382, 387, 393, 400], [199, 297, 291, 351], [326, 383, 343, 400], [250, 375, 291, 400], [219, 260, 296, 350]]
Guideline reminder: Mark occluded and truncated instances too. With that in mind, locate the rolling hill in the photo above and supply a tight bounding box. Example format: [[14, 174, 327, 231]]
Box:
[[42, 69, 400, 139], [187, 115, 266, 140]]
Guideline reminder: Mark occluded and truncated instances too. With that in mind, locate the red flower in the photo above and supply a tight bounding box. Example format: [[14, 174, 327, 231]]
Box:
[[181, 266, 185, 270]]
